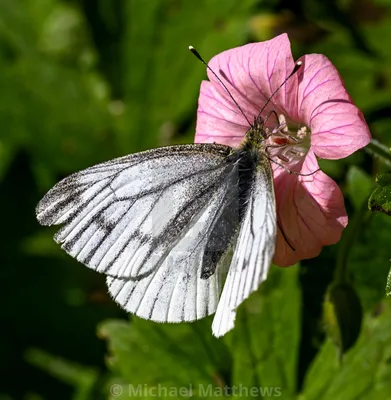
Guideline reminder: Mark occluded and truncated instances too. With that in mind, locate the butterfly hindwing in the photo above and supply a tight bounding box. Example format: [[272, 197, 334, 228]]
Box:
[[106, 185, 229, 322]]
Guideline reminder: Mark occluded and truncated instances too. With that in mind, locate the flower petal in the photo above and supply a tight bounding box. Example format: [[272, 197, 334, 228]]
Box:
[[297, 54, 371, 160], [273, 150, 348, 266], [194, 80, 248, 146], [195, 33, 298, 145]]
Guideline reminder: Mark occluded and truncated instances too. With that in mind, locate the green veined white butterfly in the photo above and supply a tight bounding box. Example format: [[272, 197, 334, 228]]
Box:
[[36, 48, 302, 337]]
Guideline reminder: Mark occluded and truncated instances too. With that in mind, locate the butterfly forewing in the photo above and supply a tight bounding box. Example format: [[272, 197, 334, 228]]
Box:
[[36, 144, 240, 282], [211, 156, 277, 337]]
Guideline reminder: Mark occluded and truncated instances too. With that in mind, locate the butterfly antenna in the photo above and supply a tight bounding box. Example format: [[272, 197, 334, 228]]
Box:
[[189, 46, 252, 126], [257, 61, 302, 120]]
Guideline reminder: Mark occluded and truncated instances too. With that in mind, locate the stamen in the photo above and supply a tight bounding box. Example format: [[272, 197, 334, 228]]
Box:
[[297, 126, 308, 139], [267, 113, 312, 167], [277, 154, 290, 162], [278, 114, 288, 130]]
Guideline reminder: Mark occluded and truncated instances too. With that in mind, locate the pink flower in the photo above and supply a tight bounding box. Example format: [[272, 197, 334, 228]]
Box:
[[194, 33, 371, 266]]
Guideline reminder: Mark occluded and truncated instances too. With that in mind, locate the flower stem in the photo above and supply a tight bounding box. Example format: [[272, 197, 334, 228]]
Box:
[[334, 200, 371, 284], [365, 139, 391, 167]]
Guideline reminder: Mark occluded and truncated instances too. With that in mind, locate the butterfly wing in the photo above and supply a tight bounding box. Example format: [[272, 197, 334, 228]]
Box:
[[212, 156, 277, 337], [36, 143, 240, 322]]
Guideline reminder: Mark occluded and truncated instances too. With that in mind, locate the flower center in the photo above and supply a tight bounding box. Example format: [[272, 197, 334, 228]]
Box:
[[265, 114, 311, 168]]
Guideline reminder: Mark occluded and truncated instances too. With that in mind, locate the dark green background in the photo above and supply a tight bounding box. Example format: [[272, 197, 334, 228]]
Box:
[[1, 0, 391, 399]]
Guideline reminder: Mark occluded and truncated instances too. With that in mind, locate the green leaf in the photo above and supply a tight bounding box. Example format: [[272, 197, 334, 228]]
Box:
[[385, 267, 391, 298], [301, 299, 391, 400], [347, 210, 391, 311], [229, 265, 300, 399], [98, 317, 232, 399], [25, 348, 98, 400], [323, 282, 362, 356], [369, 172, 391, 215], [98, 265, 300, 400], [346, 166, 373, 210]]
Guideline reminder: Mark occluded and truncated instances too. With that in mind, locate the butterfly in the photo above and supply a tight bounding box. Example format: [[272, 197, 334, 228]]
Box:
[[36, 49, 302, 337]]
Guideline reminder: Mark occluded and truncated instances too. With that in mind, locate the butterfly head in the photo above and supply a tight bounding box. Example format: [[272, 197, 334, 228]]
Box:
[[241, 115, 268, 150]]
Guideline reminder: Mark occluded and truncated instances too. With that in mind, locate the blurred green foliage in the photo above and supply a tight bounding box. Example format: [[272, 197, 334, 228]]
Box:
[[369, 171, 391, 215], [2, 0, 391, 399]]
